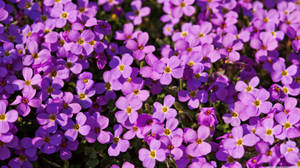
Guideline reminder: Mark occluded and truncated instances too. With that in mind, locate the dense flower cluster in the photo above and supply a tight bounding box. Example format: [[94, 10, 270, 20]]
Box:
[[0, 0, 299, 167]]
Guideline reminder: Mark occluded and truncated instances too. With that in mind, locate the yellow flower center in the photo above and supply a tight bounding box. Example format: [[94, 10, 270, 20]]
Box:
[[236, 139, 243, 146], [79, 7, 85, 13], [113, 137, 119, 144], [162, 106, 168, 113], [149, 150, 156, 159], [287, 148, 294, 152], [198, 33, 204, 38], [50, 71, 57, 78], [61, 12, 68, 19], [105, 83, 111, 91], [281, 70, 288, 76], [246, 86, 252, 92], [66, 62, 73, 69], [0, 114, 6, 121], [181, 32, 188, 37], [187, 47, 192, 52], [32, 53, 39, 59], [83, 78, 88, 84], [227, 156, 234, 163], [164, 66, 172, 73], [79, 93, 86, 100], [266, 129, 273, 135], [188, 61, 194, 67], [77, 38, 84, 45], [49, 114, 57, 122], [164, 128, 171, 136], [73, 123, 80, 131], [133, 89, 139, 95], [126, 107, 132, 114], [25, 80, 31, 86], [8, 35, 15, 42], [284, 122, 291, 129], [264, 17, 269, 23], [196, 138, 203, 144], [180, 2, 186, 8], [119, 64, 125, 72], [232, 112, 238, 118], [282, 87, 288, 94], [253, 99, 261, 107]]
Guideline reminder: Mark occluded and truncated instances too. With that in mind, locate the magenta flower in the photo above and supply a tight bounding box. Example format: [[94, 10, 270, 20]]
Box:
[[108, 124, 130, 156], [153, 95, 177, 123], [110, 54, 133, 79], [64, 112, 91, 141], [23, 41, 51, 66], [154, 56, 183, 85], [85, 112, 111, 144], [197, 107, 218, 127], [0, 101, 18, 134], [275, 111, 300, 139], [184, 126, 211, 157], [32, 128, 62, 154], [13, 67, 41, 93], [171, 0, 195, 18], [115, 23, 136, 41], [220, 33, 243, 62], [223, 126, 259, 159], [239, 88, 272, 116], [11, 89, 41, 117], [139, 139, 166, 168], [37, 103, 68, 133], [271, 58, 297, 85], [256, 118, 282, 144], [68, 29, 95, 55], [126, 32, 155, 60], [50, 3, 78, 28], [115, 96, 142, 124], [126, 0, 151, 25], [235, 76, 259, 93]]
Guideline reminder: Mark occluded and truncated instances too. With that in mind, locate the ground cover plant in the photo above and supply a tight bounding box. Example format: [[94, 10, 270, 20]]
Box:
[[0, 0, 300, 167]]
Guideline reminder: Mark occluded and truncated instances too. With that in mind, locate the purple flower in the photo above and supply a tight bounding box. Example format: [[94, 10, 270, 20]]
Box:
[[11, 89, 41, 117], [184, 126, 211, 157], [171, 0, 195, 18], [64, 112, 91, 141], [115, 96, 142, 124], [223, 126, 259, 159], [139, 139, 166, 168], [235, 76, 259, 93], [37, 103, 68, 133], [50, 3, 78, 28], [154, 56, 183, 85], [68, 29, 95, 55], [0, 101, 18, 134], [198, 107, 218, 127], [115, 23, 136, 41], [110, 54, 133, 79], [256, 118, 282, 144], [85, 112, 111, 144], [239, 88, 272, 116], [108, 124, 130, 156], [32, 128, 62, 154], [275, 110, 300, 139], [0, 136, 18, 160], [23, 41, 51, 66], [127, 0, 151, 25], [271, 58, 298, 85], [126, 32, 155, 60], [153, 95, 177, 123], [13, 67, 42, 93], [220, 33, 243, 62]]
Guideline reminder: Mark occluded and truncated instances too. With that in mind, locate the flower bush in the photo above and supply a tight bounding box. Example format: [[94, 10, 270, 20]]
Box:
[[0, 0, 300, 167]]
